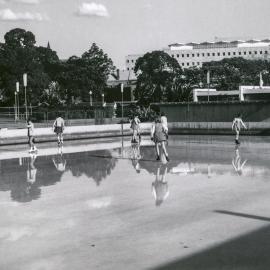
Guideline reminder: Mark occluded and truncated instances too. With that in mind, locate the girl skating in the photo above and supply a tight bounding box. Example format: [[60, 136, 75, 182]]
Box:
[[232, 114, 247, 145]]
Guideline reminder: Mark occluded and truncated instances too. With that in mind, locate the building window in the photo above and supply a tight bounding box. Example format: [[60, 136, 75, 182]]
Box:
[[217, 52, 220, 56], [244, 51, 247, 55], [177, 54, 179, 58], [260, 51, 263, 54], [212, 53, 215, 56], [127, 67, 129, 70], [228, 52, 231, 56], [202, 53, 205, 57], [127, 60, 129, 63], [239, 52, 241, 55], [182, 54, 184, 57], [197, 62, 200, 65], [171, 54, 174, 58], [249, 51, 252, 54], [233, 52, 236, 55], [255, 51, 257, 54], [223, 52, 225, 56], [192, 62, 195, 65], [197, 53, 200, 57], [131, 60, 134, 63], [182, 63, 185, 66], [187, 54, 189, 57], [265, 51, 268, 54], [131, 67, 134, 70], [207, 53, 210, 56], [187, 62, 189, 66]]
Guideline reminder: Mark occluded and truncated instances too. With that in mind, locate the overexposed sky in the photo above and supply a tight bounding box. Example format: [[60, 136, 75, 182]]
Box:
[[0, 0, 270, 68]]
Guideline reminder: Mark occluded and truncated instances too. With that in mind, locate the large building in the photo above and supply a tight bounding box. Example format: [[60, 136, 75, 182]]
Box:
[[125, 39, 270, 78]]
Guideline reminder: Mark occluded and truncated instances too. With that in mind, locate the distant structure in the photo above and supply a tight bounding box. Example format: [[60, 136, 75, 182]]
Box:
[[47, 41, 51, 50], [193, 85, 270, 102], [125, 38, 270, 78]]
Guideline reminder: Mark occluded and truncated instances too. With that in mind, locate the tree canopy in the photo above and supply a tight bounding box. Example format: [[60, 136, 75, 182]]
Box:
[[134, 51, 183, 105], [0, 29, 115, 107]]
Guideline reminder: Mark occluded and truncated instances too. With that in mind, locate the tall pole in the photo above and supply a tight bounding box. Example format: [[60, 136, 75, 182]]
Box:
[[23, 73, 28, 120], [89, 91, 92, 106], [16, 82, 20, 119], [207, 70, 210, 102], [102, 93, 104, 106], [121, 83, 124, 137], [14, 92, 17, 121]]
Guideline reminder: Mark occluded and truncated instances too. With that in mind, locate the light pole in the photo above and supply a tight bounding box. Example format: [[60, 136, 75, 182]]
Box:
[[89, 91, 92, 106], [14, 91, 17, 121], [121, 83, 124, 137], [121, 83, 124, 119], [101, 93, 104, 106], [23, 73, 28, 119], [16, 82, 20, 119], [207, 70, 210, 102]]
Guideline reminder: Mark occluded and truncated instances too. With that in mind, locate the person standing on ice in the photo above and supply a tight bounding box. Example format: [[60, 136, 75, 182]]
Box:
[[232, 113, 247, 145]]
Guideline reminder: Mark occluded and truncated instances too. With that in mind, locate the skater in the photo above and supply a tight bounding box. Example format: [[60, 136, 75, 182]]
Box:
[[53, 114, 65, 146], [27, 118, 37, 153], [232, 113, 247, 145], [151, 116, 169, 161], [160, 112, 168, 138], [130, 115, 141, 143]]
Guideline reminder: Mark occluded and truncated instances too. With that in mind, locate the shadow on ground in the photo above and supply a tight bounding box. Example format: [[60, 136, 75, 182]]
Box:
[[150, 210, 270, 270]]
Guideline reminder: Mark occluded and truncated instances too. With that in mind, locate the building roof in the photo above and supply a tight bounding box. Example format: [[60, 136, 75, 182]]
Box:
[[168, 38, 270, 49]]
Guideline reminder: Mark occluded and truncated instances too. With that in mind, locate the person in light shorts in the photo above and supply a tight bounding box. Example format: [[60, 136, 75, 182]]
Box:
[[53, 114, 65, 146], [232, 113, 247, 145]]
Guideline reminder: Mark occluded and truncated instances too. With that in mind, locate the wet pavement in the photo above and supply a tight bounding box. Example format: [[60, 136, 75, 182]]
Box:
[[1, 135, 270, 270]]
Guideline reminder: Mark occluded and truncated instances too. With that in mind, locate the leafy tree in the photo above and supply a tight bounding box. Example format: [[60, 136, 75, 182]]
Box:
[[0, 28, 54, 105], [134, 51, 182, 105], [56, 43, 115, 104]]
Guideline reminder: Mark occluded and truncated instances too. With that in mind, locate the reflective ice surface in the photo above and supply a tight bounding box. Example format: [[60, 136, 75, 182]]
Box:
[[1, 135, 270, 270]]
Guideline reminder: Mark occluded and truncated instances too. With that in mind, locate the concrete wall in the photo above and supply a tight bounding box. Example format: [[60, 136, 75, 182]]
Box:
[[157, 101, 270, 122]]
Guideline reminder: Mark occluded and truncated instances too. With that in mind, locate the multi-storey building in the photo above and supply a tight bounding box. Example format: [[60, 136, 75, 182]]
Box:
[[125, 39, 270, 78]]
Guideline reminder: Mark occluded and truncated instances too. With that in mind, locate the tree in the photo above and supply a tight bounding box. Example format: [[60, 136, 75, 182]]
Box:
[[0, 28, 58, 105], [56, 43, 115, 103], [134, 51, 182, 105]]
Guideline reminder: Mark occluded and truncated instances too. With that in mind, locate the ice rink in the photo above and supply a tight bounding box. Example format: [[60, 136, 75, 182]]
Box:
[[1, 135, 270, 270]]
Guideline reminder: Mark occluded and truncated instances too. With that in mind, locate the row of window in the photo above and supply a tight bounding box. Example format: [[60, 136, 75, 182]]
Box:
[[127, 62, 201, 69], [182, 62, 201, 67], [171, 50, 268, 58], [126, 50, 269, 64]]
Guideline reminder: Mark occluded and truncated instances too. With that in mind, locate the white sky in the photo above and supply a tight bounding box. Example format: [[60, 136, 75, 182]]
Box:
[[0, 0, 270, 68]]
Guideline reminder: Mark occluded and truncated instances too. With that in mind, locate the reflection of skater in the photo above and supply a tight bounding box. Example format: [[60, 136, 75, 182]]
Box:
[[52, 153, 66, 172], [152, 163, 169, 206], [27, 153, 37, 184], [232, 114, 247, 145], [232, 146, 247, 175], [151, 117, 169, 161], [130, 115, 141, 143], [53, 114, 65, 146], [27, 118, 37, 153], [131, 143, 141, 173]]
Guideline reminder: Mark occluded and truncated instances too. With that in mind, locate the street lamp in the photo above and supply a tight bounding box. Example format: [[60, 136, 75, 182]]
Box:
[[207, 70, 210, 102], [121, 83, 124, 136], [89, 90, 92, 106], [14, 91, 17, 121], [16, 82, 19, 119], [101, 93, 104, 106], [23, 73, 28, 119], [121, 83, 124, 119]]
